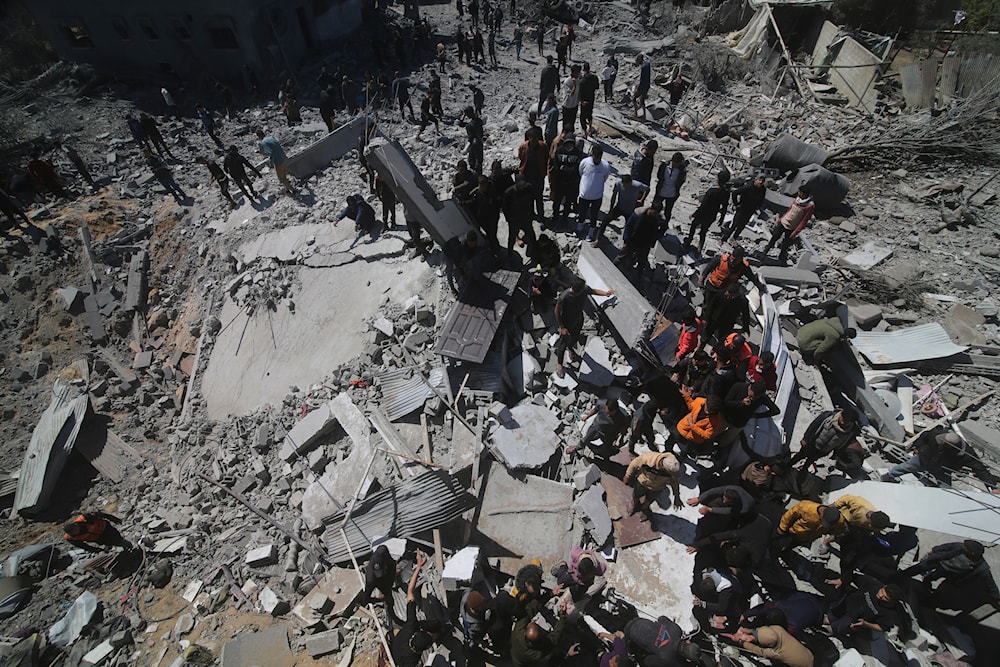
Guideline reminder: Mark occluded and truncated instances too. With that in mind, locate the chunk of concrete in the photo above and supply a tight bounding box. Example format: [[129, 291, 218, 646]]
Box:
[[220, 625, 293, 667], [173, 613, 195, 638], [441, 546, 480, 591], [848, 303, 883, 330], [279, 403, 337, 461], [82, 639, 115, 665], [489, 404, 562, 470], [245, 544, 278, 567], [574, 464, 602, 491], [305, 629, 343, 658], [329, 393, 371, 450], [259, 586, 290, 616], [960, 420, 1000, 460], [841, 241, 893, 270], [579, 337, 614, 388], [292, 567, 364, 626], [943, 303, 987, 345], [57, 287, 81, 310], [574, 484, 613, 546]]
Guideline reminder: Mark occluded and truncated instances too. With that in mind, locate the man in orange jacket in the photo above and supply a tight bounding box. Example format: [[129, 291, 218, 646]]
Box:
[[63, 511, 133, 553], [674, 392, 724, 457]]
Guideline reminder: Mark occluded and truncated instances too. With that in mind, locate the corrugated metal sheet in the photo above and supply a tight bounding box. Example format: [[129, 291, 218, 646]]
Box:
[[14, 377, 91, 516], [449, 352, 505, 394], [853, 323, 967, 365], [378, 366, 446, 421], [322, 469, 476, 564], [435, 270, 521, 363]]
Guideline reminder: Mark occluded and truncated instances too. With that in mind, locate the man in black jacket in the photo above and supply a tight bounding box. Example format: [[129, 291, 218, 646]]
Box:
[[654, 152, 687, 229], [223, 145, 262, 202], [630, 139, 657, 186], [577, 62, 600, 137], [699, 284, 751, 349], [881, 427, 999, 489], [722, 174, 766, 243], [614, 204, 663, 281], [791, 409, 862, 470], [683, 170, 729, 253], [538, 56, 560, 113], [624, 615, 703, 667]]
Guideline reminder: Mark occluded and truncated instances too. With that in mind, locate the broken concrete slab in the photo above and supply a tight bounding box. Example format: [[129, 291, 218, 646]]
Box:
[[756, 266, 823, 287], [245, 544, 278, 568], [475, 462, 576, 571], [305, 630, 342, 658], [488, 403, 562, 470], [574, 464, 602, 491], [220, 625, 294, 667], [577, 244, 659, 350], [366, 137, 477, 248], [840, 241, 894, 270], [579, 337, 614, 388], [124, 250, 148, 313], [847, 302, 883, 330], [574, 484, 613, 546], [278, 403, 337, 462], [259, 586, 290, 616], [56, 286, 81, 310], [285, 116, 366, 179], [958, 420, 1000, 460], [329, 393, 371, 451], [441, 546, 480, 591], [943, 303, 988, 345], [82, 639, 115, 665], [292, 567, 364, 627]]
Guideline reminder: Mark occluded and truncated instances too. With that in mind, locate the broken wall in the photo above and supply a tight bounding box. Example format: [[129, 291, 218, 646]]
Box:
[[811, 21, 881, 113]]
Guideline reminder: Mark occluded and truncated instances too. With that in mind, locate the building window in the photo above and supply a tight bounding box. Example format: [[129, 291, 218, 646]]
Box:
[[111, 18, 130, 40], [138, 17, 160, 40], [169, 18, 192, 41], [206, 20, 239, 50], [60, 21, 94, 48]]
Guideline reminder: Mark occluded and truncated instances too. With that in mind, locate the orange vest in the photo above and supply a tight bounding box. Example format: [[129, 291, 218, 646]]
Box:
[[65, 515, 106, 542], [706, 255, 747, 290]]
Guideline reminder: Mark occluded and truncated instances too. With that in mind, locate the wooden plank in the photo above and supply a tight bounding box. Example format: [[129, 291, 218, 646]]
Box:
[[897, 375, 915, 435], [940, 55, 960, 102], [919, 58, 938, 109]]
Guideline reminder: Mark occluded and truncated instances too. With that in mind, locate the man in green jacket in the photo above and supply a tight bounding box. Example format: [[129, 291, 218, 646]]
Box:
[[795, 316, 856, 365], [510, 598, 578, 666]]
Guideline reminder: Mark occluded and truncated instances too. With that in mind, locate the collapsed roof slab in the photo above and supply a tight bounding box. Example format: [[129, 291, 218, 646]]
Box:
[[576, 245, 659, 350], [201, 257, 434, 420], [365, 137, 477, 248], [474, 462, 577, 571], [285, 116, 367, 180], [488, 403, 562, 470]]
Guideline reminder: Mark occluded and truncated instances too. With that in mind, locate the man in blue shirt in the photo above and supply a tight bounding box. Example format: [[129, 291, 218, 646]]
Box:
[[255, 130, 295, 195]]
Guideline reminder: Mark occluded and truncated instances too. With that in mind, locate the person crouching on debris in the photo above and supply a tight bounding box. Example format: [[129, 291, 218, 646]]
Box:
[[64, 511, 133, 553], [334, 194, 376, 232], [795, 316, 856, 367], [568, 398, 630, 459], [391, 551, 445, 666], [671, 391, 724, 460], [624, 450, 683, 520]]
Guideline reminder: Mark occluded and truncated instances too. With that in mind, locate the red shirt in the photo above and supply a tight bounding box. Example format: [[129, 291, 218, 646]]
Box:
[[747, 355, 777, 392], [676, 318, 702, 360]]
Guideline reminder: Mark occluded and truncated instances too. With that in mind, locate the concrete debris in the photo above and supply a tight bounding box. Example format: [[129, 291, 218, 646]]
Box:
[[220, 625, 294, 667], [245, 544, 278, 568], [259, 586, 290, 616], [292, 567, 363, 626], [488, 404, 562, 470], [278, 403, 337, 461], [574, 484, 614, 546], [579, 337, 614, 388], [840, 241, 894, 270], [304, 629, 343, 658]]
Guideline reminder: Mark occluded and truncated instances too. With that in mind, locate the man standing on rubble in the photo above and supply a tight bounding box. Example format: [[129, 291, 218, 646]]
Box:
[[699, 245, 761, 315], [391, 552, 445, 666], [684, 170, 731, 253], [553, 278, 614, 378], [561, 65, 581, 131], [763, 184, 814, 264], [517, 127, 548, 222], [722, 174, 766, 244], [624, 450, 683, 520], [223, 145, 262, 203], [654, 152, 687, 230], [578, 144, 612, 241], [614, 203, 662, 282], [594, 174, 649, 247], [538, 55, 560, 114], [256, 130, 295, 195], [392, 72, 415, 121], [568, 398, 630, 459], [632, 54, 651, 118], [630, 139, 657, 187], [791, 409, 862, 470], [578, 62, 600, 137], [195, 156, 236, 207]]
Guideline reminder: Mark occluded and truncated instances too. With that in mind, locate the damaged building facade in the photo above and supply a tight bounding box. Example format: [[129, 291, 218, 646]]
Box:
[[24, 0, 363, 85]]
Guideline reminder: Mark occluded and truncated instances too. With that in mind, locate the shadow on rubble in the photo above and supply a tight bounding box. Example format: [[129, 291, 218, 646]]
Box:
[[26, 450, 101, 524]]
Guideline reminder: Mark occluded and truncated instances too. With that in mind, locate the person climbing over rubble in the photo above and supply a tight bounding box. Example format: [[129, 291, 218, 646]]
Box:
[[881, 427, 1000, 490], [672, 349, 713, 396], [223, 145, 262, 203], [415, 93, 441, 140], [626, 397, 670, 455], [763, 184, 813, 265], [390, 551, 445, 666], [334, 194, 376, 233], [700, 245, 761, 312], [772, 501, 847, 555], [684, 170, 730, 253], [551, 545, 608, 599], [671, 389, 725, 460], [790, 409, 862, 471], [902, 540, 1000, 611], [624, 450, 683, 520], [794, 316, 855, 367], [698, 284, 751, 352], [361, 544, 405, 623], [125, 114, 151, 152], [675, 309, 702, 361], [632, 54, 651, 118], [568, 398, 630, 459], [139, 113, 172, 158], [195, 156, 236, 207], [64, 511, 134, 553], [825, 576, 905, 640], [653, 152, 686, 229], [144, 149, 187, 203], [596, 174, 649, 247], [459, 106, 486, 174], [195, 104, 224, 148], [722, 174, 766, 244], [255, 130, 296, 195], [553, 278, 614, 378], [0, 187, 31, 229]]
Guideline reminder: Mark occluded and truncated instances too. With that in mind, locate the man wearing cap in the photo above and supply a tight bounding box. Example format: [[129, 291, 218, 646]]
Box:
[[391, 552, 444, 666], [774, 501, 846, 553], [624, 450, 683, 520], [361, 545, 400, 621], [881, 425, 1000, 490]]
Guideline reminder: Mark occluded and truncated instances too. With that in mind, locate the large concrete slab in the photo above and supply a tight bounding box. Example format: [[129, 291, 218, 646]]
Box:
[[365, 137, 476, 248], [220, 625, 294, 667], [475, 463, 577, 571], [292, 568, 364, 627], [756, 266, 823, 287], [576, 244, 658, 349], [488, 403, 562, 470], [201, 259, 435, 419], [285, 116, 367, 179]]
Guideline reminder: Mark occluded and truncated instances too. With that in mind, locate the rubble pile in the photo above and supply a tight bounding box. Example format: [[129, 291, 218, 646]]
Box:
[[2, 1, 1000, 666]]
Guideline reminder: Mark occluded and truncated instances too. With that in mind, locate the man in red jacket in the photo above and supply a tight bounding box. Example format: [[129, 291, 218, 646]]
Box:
[[763, 184, 814, 264]]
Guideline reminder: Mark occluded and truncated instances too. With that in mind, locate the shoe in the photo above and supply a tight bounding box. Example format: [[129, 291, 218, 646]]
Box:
[[574, 222, 586, 237], [586, 228, 597, 242]]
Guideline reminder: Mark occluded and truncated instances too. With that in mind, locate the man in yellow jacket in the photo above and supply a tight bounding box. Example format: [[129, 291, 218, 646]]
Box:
[[773, 500, 846, 554], [623, 451, 683, 520]]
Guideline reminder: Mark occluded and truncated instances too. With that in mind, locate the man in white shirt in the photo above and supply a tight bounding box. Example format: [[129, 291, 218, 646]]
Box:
[[577, 145, 612, 240], [561, 64, 581, 132]]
